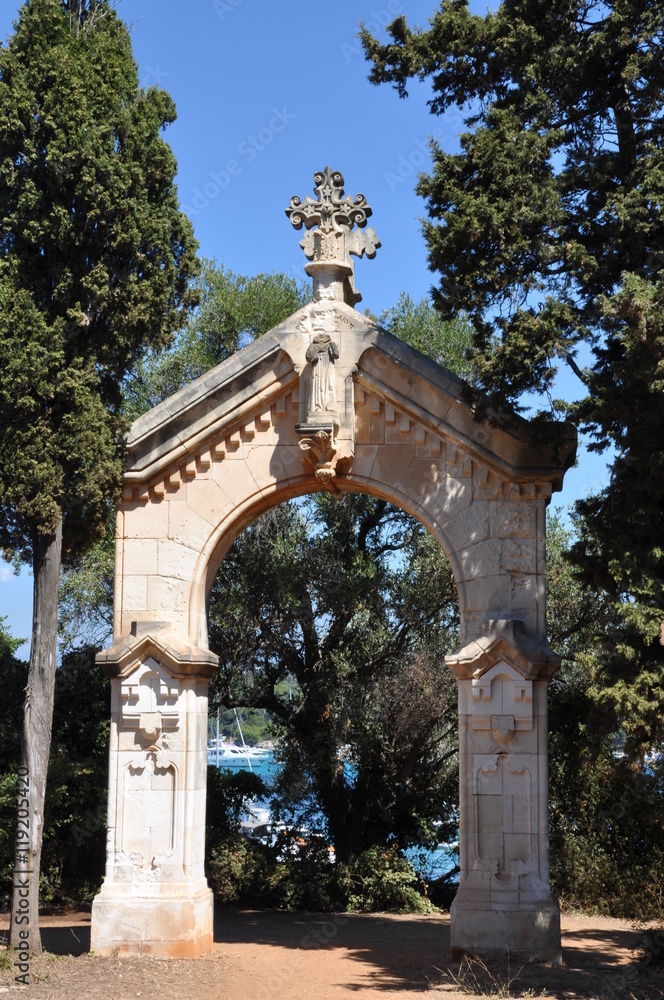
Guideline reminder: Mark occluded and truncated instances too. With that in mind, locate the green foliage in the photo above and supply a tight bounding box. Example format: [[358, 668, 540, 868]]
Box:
[[207, 836, 433, 913], [0, 629, 26, 773], [58, 514, 115, 653], [0, 647, 111, 911], [546, 514, 664, 919], [0, 615, 25, 656], [209, 493, 460, 865], [362, 1, 664, 407], [0, 273, 119, 561], [0, 771, 19, 912], [380, 292, 474, 377], [336, 844, 434, 913], [206, 766, 268, 845], [0, 0, 198, 561], [550, 750, 664, 919], [57, 262, 309, 648], [36, 648, 110, 908], [207, 837, 266, 907], [214, 707, 272, 745], [363, 0, 664, 771], [123, 261, 309, 419]]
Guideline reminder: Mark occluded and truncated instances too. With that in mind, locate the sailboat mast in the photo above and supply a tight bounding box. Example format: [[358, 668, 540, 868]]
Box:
[[234, 708, 253, 773]]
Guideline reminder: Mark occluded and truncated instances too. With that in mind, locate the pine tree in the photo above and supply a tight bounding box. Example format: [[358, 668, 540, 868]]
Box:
[[0, 0, 198, 953], [362, 0, 664, 757]]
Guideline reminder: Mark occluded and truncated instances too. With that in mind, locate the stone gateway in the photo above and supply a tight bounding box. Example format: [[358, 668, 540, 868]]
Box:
[[91, 169, 576, 961]]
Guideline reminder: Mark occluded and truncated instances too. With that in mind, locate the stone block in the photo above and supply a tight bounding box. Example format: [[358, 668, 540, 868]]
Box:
[[189, 477, 235, 525], [348, 444, 378, 481], [91, 885, 213, 958], [168, 503, 215, 551], [157, 540, 198, 581], [456, 539, 501, 580], [122, 575, 148, 613], [123, 502, 170, 539], [146, 575, 188, 616], [450, 899, 561, 963], [244, 442, 286, 490], [123, 539, 159, 576], [369, 443, 417, 491], [421, 476, 472, 527], [400, 455, 444, 507]]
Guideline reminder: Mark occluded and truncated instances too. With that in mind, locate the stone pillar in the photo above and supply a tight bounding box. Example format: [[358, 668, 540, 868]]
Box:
[[445, 621, 561, 962], [91, 627, 218, 957]]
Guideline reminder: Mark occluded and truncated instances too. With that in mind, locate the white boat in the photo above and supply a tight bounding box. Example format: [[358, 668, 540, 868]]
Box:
[[207, 705, 273, 771], [207, 737, 270, 766]]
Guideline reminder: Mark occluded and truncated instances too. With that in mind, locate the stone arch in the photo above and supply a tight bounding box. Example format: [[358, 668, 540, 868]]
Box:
[[91, 170, 576, 963], [190, 478, 465, 656]]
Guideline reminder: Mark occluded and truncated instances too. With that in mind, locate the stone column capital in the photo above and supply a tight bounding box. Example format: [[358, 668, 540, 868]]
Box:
[[445, 618, 560, 681], [96, 623, 219, 680]]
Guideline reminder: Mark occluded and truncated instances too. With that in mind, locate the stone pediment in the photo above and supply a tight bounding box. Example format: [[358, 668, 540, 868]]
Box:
[[122, 298, 575, 502]]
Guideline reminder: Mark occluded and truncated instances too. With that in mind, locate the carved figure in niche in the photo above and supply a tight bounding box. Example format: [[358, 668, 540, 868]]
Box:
[[306, 333, 339, 412]]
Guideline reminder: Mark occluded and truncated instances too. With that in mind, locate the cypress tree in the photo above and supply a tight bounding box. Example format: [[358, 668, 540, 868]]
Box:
[[0, 0, 198, 953]]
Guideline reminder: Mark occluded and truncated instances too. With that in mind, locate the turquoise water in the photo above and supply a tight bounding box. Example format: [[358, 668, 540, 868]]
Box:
[[208, 753, 279, 782], [209, 753, 458, 880]]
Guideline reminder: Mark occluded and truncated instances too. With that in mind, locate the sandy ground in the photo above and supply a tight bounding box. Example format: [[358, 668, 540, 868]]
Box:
[[1, 908, 663, 999]]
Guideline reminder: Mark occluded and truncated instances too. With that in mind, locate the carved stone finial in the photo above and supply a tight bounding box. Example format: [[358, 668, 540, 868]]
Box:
[[287, 166, 371, 234], [286, 167, 381, 306]]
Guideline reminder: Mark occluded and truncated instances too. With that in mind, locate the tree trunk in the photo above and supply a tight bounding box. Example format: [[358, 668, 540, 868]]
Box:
[[320, 774, 369, 865], [8, 520, 63, 959]]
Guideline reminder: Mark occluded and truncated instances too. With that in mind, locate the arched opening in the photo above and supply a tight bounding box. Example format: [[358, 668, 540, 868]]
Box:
[[203, 489, 461, 910]]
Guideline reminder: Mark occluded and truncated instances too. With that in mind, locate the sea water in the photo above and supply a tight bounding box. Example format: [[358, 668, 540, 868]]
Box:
[[210, 753, 458, 881]]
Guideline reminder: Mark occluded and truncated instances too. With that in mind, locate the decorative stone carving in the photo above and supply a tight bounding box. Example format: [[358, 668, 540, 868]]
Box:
[[297, 428, 339, 488], [286, 165, 372, 234], [469, 663, 534, 742], [306, 333, 339, 413], [286, 167, 381, 305], [474, 753, 531, 880], [293, 303, 360, 490]]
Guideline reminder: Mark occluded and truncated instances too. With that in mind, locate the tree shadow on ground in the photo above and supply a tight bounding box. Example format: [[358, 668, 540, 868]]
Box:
[[2, 909, 663, 999]]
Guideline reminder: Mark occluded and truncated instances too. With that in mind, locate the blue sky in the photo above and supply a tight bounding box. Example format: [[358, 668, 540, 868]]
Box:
[[0, 0, 611, 655]]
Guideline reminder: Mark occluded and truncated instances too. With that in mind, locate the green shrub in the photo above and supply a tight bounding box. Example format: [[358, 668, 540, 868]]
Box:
[[207, 834, 435, 914], [337, 844, 434, 913], [208, 836, 266, 905]]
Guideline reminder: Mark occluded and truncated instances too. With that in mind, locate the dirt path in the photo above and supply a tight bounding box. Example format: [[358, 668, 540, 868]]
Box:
[[1, 909, 663, 999]]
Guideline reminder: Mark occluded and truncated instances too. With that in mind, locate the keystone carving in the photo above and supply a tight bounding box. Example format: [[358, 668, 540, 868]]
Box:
[[298, 428, 339, 487]]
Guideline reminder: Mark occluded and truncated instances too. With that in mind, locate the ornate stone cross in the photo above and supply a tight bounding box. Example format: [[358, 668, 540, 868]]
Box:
[[286, 166, 381, 306]]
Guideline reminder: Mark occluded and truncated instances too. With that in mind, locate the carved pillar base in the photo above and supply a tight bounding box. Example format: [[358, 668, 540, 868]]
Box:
[[446, 621, 562, 963], [451, 890, 561, 962], [91, 883, 213, 958]]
